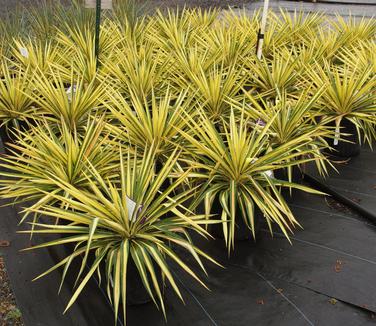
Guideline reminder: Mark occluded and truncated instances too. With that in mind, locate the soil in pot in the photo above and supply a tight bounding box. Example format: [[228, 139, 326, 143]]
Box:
[[325, 118, 361, 158], [209, 198, 263, 241]]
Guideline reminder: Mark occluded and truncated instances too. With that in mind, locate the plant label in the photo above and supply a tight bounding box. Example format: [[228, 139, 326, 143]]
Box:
[[85, 0, 113, 10], [334, 118, 341, 146], [66, 85, 77, 102], [19, 47, 29, 58], [126, 196, 142, 222], [264, 170, 274, 178]]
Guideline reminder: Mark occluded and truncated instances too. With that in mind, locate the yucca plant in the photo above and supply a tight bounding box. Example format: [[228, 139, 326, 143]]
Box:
[[196, 18, 255, 67], [178, 110, 321, 250], [262, 12, 291, 58], [104, 87, 192, 170], [234, 89, 333, 178], [276, 10, 324, 48], [331, 15, 376, 45], [289, 41, 327, 73], [243, 49, 302, 100], [307, 61, 376, 151], [0, 116, 119, 224], [55, 20, 121, 83], [104, 41, 168, 101], [337, 40, 376, 74], [174, 62, 246, 124], [30, 68, 107, 131], [12, 39, 63, 74], [150, 8, 199, 54], [315, 27, 356, 64], [21, 146, 218, 325], [0, 63, 35, 131]]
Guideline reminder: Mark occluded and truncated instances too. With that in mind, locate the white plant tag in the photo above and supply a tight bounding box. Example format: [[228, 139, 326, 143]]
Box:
[[334, 120, 341, 146], [66, 85, 77, 102], [126, 195, 140, 222], [85, 0, 113, 9], [264, 170, 274, 178], [19, 47, 29, 58]]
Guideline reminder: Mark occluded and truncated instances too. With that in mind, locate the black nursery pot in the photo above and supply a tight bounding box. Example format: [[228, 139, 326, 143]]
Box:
[[0, 125, 13, 150], [209, 198, 263, 241], [273, 165, 303, 184], [325, 118, 361, 158], [63, 240, 158, 307], [155, 159, 172, 192], [126, 259, 159, 306], [273, 165, 303, 200], [0, 120, 31, 153], [103, 258, 161, 306]]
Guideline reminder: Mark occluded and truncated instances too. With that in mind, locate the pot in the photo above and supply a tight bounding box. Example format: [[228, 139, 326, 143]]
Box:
[[273, 165, 303, 184], [155, 159, 172, 193], [273, 165, 303, 200], [0, 120, 31, 154], [209, 198, 263, 241], [0, 124, 13, 151], [64, 240, 158, 307], [325, 118, 360, 158], [126, 259, 159, 306]]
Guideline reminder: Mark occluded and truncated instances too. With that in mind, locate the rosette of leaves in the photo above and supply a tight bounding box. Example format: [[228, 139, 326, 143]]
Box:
[[174, 62, 246, 124], [306, 61, 376, 147], [0, 117, 118, 224], [0, 63, 35, 129], [177, 110, 321, 250], [12, 39, 62, 74], [275, 10, 324, 48], [103, 41, 167, 102], [104, 87, 193, 170], [21, 146, 218, 325], [243, 49, 302, 101], [55, 20, 121, 84], [29, 69, 107, 131], [331, 15, 376, 46], [234, 88, 333, 177]]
